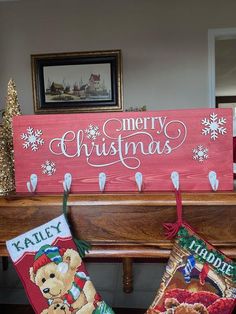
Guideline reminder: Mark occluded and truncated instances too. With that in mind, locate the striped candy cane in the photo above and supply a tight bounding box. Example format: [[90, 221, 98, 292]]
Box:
[[182, 255, 196, 283]]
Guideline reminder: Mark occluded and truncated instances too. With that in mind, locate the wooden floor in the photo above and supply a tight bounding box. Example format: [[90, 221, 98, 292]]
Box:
[[0, 304, 145, 313]]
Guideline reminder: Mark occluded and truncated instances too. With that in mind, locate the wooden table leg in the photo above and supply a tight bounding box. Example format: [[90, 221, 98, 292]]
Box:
[[2, 256, 9, 271], [122, 257, 133, 293]]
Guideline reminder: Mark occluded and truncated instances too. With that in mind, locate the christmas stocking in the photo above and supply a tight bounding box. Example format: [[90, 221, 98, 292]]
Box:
[[146, 190, 236, 314], [6, 202, 114, 314]]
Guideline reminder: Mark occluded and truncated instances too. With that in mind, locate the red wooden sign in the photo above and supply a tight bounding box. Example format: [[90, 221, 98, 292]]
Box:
[[13, 108, 233, 193]]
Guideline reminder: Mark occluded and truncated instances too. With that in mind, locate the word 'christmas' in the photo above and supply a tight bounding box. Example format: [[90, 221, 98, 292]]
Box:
[[49, 116, 187, 169]]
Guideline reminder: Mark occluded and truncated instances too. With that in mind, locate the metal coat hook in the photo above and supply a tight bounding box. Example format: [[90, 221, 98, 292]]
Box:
[[171, 171, 179, 190], [135, 172, 143, 192], [208, 171, 219, 191], [99, 172, 106, 192], [26, 174, 38, 192], [63, 173, 72, 192]]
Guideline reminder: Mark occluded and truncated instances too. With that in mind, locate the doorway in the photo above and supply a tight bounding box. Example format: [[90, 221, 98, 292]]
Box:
[[208, 27, 236, 112]]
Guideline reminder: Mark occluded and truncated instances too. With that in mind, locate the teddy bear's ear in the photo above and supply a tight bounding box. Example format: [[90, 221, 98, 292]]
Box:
[[193, 303, 208, 314], [165, 298, 180, 309], [63, 248, 82, 270], [29, 267, 36, 283]]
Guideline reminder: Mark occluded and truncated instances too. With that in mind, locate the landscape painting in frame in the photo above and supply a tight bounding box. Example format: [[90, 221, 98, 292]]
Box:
[[31, 50, 123, 113]]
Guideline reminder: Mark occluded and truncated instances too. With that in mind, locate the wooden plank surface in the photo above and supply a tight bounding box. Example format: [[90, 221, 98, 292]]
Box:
[[0, 192, 236, 258], [13, 109, 233, 192]]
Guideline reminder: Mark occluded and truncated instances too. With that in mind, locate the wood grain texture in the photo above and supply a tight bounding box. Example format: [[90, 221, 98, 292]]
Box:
[[13, 109, 233, 192], [0, 192, 236, 258], [123, 257, 133, 293]]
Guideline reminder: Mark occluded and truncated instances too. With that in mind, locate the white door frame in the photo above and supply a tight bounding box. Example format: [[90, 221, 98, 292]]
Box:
[[208, 28, 236, 108]]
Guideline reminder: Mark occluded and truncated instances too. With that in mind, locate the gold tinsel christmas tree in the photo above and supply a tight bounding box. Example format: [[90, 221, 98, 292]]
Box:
[[0, 79, 22, 194], [0, 126, 15, 195], [2, 79, 22, 158]]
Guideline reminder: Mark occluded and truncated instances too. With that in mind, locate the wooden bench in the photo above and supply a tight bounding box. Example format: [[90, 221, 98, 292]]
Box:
[[0, 191, 236, 312]]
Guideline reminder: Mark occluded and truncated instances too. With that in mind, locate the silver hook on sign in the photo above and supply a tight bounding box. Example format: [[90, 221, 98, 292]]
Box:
[[135, 172, 143, 192], [171, 171, 179, 190], [208, 171, 219, 191], [26, 174, 38, 192], [63, 173, 72, 192], [99, 172, 106, 192]]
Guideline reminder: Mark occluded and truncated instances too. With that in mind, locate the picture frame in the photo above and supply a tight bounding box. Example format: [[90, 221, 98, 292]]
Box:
[[31, 50, 123, 114], [216, 96, 236, 116]]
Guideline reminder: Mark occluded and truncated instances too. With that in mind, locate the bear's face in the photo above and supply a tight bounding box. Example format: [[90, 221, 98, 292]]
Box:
[[30, 248, 82, 300], [173, 305, 207, 314], [33, 262, 74, 299], [164, 298, 208, 314], [41, 301, 71, 314]]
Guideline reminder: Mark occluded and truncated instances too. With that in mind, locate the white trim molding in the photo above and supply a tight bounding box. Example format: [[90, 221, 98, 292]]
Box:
[[208, 28, 236, 108]]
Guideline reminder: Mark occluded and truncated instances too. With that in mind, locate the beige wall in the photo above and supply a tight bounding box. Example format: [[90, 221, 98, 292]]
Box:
[[1, 0, 236, 115], [1, 1, 236, 308]]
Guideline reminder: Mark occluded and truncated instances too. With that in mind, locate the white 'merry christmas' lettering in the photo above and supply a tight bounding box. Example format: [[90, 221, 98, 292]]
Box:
[[11, 222, 62, 252], [164, 120, 187, 150], [103, 117, 187, 150], [50, 131, 172, 169], [49, 116, 187, 169], [188, 240, 233, 276], [120, 116, 167, 132]]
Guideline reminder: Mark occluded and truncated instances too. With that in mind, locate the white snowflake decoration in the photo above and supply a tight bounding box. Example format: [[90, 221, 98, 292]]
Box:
[[41, 160, 56, 176], [85, 124, 101, 140], [201, 112, 227, 140], [21, 127, 44, 151], [193, 145, 208, 162]]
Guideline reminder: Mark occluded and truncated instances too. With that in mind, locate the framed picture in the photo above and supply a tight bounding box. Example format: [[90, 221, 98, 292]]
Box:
[[216, 96, 236, 116], [31, 50, 123, 114]]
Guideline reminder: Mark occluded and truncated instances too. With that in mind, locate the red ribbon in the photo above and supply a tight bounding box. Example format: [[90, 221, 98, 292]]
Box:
[[163, 189, 191, 239]]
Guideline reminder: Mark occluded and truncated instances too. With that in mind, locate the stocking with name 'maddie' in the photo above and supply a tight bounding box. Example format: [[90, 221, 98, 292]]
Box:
[[146, 190, 236, 314]]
